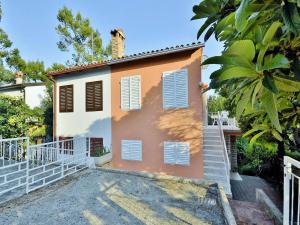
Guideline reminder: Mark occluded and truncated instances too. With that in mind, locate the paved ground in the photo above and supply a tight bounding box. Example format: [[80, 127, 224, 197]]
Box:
[[230, 175, 282, 210], [230, 200, 274, 225], [230, 175, 282, 225], [0, 169, 226, 225]]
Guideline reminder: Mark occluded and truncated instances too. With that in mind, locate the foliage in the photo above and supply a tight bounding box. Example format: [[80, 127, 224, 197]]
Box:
[[193, 0, 300, 155], [0, 95, 51, 140], [207, 95, 226, 113], [56, 6, 111, 65], [0, 95, 31, 137], [95, 146, 110, 157], [237, 137, 277, 175]]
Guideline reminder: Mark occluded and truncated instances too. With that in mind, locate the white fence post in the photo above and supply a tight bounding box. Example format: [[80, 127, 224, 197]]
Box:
[[284, 158, 292, 224], [88, 137, 91, 158], [283, 156, 300, 225], [26, 137, 30, 194]]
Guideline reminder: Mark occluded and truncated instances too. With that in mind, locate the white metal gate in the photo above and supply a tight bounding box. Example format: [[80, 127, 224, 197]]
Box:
[[0, 137, 29, 196], [27, 137, 92, 193], [284, 156, 300, 225], [0, 137, 92, 200]]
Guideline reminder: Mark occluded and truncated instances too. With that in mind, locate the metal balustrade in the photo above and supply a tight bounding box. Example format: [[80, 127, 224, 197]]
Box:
[[208, 111, 238, 129], [0, 137, 29, 196], [216, 113, 231, 191], [0, 137, 93, 200]]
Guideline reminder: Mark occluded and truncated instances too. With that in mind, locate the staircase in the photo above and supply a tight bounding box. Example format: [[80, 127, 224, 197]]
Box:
[[203, 126, 231, 196]]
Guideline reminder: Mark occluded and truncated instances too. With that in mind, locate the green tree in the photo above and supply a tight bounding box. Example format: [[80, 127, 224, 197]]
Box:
[[56, 6, 111, 65], [207, 95, 226, 113], [0, 95, 31, 137], [193, 0, 300, 157]]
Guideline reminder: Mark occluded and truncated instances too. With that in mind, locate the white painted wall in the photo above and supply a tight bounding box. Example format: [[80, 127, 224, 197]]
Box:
[[55, 68, 112, 149], [24, 85, 47, 108]]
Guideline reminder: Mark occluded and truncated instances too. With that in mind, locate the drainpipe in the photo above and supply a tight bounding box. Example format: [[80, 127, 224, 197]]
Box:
[[48, 75, 57, 141]]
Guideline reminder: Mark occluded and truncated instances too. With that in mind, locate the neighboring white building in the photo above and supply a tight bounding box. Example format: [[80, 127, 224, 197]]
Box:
[[0, 81, 47, 109], [54, 68, 112, 153]]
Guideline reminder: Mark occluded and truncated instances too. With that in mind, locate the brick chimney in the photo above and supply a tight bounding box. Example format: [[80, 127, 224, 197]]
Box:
[[15, 71, 23, 84], [111, 29, 125, 59]]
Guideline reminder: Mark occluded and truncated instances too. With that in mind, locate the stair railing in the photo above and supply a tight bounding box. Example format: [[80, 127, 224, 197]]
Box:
[[217, 112, 231, 187]]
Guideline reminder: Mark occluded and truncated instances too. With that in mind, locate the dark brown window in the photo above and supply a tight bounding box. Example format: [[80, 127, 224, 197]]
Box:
[[86, 81, 103, 111], [59, 85, 73, 113], [58, 136, 74, 155], [90, 137, 104, 157]]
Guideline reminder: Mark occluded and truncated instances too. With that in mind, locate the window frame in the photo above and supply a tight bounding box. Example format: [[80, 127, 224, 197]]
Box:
[[86, 80, 103, 112], [59, 85, 74, 113]]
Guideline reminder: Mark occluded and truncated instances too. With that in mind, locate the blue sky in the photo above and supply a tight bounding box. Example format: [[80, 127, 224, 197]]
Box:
[[1, 0, 222, 87]]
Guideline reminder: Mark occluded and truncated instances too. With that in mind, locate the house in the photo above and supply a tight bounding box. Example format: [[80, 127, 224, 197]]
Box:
[[49, 29, 207, 179], [0, 72, 47, 109]]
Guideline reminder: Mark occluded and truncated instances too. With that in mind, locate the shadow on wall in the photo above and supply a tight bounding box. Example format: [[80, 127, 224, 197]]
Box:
[[109, 58, 204, 177]]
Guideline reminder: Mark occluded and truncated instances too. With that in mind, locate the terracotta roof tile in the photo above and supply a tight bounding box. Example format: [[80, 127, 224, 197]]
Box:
[[48, 42, 204, 76]]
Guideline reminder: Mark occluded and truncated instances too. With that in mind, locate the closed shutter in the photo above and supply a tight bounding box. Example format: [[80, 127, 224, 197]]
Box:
[[59, 86, 66, 112], [175, 69, 188, 108], [121, 75, 141, 110], [130, 76, 141, 109], [59, 85, 73, 112], [121, 77, 130, 110], [94, 81, 103, 111], [121, 140, 142, 161], [163, 73, 175, 109], [164, 142, 176, 164], [86, 81, 103, 111], [176, 142, 190, 165], [162, 69, 188, 109], [164, 141, 190, 166]]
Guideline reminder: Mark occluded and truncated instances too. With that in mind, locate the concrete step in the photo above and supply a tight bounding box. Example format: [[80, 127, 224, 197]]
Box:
[[203, 136, 221, 141], [204, 166, 227, 176], [204, 160, 226, 168], [203, 149, 223, 156], [204, 155, 224, 161], [204, 140, 222, 145], [204, 130, 220, 135], [203, 145, 223, 150]]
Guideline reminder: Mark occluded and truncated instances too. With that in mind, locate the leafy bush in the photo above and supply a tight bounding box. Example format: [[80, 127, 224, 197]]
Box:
[[0, 95, 31, 138], [237, 137, 277, 175], [95, 146, 110, 157], [286, 150, 300, 161], [0, 95, 50, 140]]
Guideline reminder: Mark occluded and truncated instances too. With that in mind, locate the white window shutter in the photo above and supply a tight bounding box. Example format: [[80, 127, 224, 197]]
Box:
[[130, 76, 141, 109], [176, 142, 190, 165], [164, 142, 176, 164], [121, 140, 131, 160], [130, 140, 142, 161], [121, 77, 130, 110], [163, 73, 175, 109], [121, 140, 142, 161], [175, 69, 188, 108]]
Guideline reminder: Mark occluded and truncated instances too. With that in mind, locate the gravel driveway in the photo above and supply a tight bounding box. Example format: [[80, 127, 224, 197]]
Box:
[[0, 169, 226, 225]]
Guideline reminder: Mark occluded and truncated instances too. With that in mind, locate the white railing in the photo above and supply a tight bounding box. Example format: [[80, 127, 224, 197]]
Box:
[[284, 156, 300, 225], [216, 112, 231, 187], [27, 137, 92, 193], [208, 112, 238, 128], [0, 137, 92, 199], [0, 137, 29, 196]]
